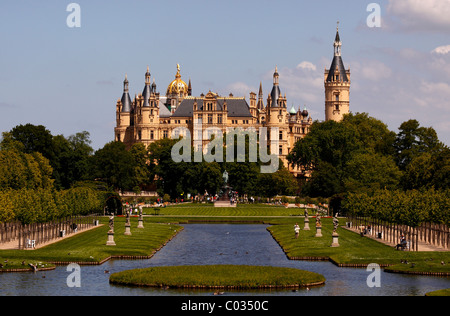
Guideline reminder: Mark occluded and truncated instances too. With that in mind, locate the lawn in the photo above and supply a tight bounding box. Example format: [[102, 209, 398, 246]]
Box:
[[267, 217, 450, 273], [144, 203, 306, 217], [109, 265, 325, 289], [0, 217, 182, 266], [1, 205, 449, 277]]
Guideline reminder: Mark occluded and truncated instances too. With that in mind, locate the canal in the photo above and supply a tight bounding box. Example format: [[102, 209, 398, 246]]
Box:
[[0, 224, 448, 296]]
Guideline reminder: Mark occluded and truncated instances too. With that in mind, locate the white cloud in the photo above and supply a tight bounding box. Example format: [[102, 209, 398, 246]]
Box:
[[226, 82, 255, 97], [387, 0, 450, 32], [296, 61, 317, 72], [350, 60, 392, 82], [432, 45, 450, 55]]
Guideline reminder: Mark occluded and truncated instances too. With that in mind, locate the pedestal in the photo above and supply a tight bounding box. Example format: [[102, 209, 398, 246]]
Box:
[[315, 226, 322, 237], [106, 231, 116, 246], [137, 219, 144, 229], [124, 224, 132, 236], [331, 232, 340, 247], [304, 219, 310, 231]]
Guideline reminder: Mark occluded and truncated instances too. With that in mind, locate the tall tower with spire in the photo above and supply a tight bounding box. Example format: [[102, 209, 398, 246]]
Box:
[[115, 74, 133, 145], [324, 23, 350, 122]]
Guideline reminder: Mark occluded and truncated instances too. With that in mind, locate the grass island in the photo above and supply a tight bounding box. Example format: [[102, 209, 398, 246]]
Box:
[[109, 265, 326, 289]]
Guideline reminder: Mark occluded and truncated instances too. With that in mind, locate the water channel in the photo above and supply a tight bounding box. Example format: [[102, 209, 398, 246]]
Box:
[[0, 224, 448, 296]]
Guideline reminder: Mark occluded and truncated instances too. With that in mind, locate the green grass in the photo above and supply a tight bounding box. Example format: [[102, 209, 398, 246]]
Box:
[[0, 217, 182, 265], [1, 205, 449, 277], [144, 204, 305, 217], [109, 265, 325, 289], [267, 218, 450, 272], [425, 288, 450, 296]]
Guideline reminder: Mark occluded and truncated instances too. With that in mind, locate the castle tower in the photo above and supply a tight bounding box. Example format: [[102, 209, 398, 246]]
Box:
[[266, 67, 288, 163], [115, 75, 133, 146], [325, 23, 350, 122]]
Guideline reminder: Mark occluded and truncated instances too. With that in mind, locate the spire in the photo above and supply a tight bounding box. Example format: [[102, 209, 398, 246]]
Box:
[[152, 78, 157, 93], [188, 78, 192, 96], [121, 74, 132, 112], [334, 21, 342, 57], [176, 63, 181, 79], [142, 66, 152, 107], [273, 66, 279, 85], [145, 65, 151, 85], [326, 23, 349, 83], [258, 82, 263, 97], [123, 74, 129, 92]]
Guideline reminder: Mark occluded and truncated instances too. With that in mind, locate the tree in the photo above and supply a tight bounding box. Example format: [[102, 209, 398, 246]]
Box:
[[288, 113, 403, 197], [394, 119, 443, 170], [129, 143, 152, 190], [148, 138, 193, 199], [90, 141, 136, 192], [9, 124, 56, 163], [403, 147, 450, 190], [344, 151, 402, 193]]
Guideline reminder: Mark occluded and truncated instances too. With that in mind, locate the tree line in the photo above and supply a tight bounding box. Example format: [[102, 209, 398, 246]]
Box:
[[0, 123, 299, 224], [288, 113, 449, 197], [0, 125, 115, 224]]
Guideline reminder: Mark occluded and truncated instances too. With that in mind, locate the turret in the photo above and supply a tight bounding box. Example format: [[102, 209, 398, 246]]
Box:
[[325, 23, 350, 122]]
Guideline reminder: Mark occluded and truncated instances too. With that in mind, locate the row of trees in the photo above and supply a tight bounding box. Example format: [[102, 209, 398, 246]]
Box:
[[92, 138, 299, 199], [288, 113, 449, 197], [0, 186, 105, 225], [342, 189, 450, 227], [0, 125, 117, 224]]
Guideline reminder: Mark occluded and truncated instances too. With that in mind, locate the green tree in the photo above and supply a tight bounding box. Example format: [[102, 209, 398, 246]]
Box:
[[344, 151, 402, 193], [394, 119, 443, 170], [148, 138, 193, 199], [129, 143, 152, 190], [90, 141, 136, 192]]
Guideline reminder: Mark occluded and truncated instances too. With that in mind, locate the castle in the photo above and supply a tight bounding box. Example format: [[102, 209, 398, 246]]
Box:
[[115, 27, 350, 178]]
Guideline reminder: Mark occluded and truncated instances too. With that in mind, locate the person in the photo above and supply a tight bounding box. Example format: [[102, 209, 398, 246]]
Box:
[[396, 235, 407, 250], [294, 223, 300, 239]]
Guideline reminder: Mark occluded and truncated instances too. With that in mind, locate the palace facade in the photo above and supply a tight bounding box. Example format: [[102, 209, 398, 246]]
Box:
[[115, 27, 350, 178]]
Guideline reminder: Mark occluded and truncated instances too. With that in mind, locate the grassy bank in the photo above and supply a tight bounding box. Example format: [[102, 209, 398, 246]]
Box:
[[109, 265, 325, 289], [425, 288, 450, 296], [0, 217, 182, 265], [267, 218, 450, 274], [144, 204, 306, 217]]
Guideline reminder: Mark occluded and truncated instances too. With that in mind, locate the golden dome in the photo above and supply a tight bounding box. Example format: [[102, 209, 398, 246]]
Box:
[[166, 64, 189, 96]]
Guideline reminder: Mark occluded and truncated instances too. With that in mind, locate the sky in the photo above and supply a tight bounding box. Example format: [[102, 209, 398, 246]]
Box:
[[1, 0, 449, 150]]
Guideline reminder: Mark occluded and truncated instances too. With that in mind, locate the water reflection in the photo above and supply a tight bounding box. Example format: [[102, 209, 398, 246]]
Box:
[[0, 224, 448, 296]]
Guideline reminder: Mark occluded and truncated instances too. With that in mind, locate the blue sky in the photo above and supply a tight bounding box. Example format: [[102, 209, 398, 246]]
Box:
[[1, 0, 449, 149]]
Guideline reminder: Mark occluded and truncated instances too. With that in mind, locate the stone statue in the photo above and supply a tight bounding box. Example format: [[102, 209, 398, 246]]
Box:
[[125, 209, 131, 225], [223, 170, 229, 185], [333, 213, 339, 233], [305, 209, 309, 220], [315, 212, 322, 228], [108, 215, 114, 232]]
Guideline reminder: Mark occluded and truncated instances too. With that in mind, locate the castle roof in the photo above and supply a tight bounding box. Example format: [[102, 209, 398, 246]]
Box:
[[326, 55, 349, 82], [171, 96, 252, 118]]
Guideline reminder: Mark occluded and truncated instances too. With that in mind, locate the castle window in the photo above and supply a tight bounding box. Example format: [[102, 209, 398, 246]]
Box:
[[150, 130, 154, 140], [335, 94, 339, 101], [335, 104, 340, 111], [218, 114, 223, 124], [208, 114, 213, 124], [138, 131, 142, 140], [163, 130, 168, 139], [117, 133, 121, 141], [279, 145, 283, 156], [279, 131, 283, 140]]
